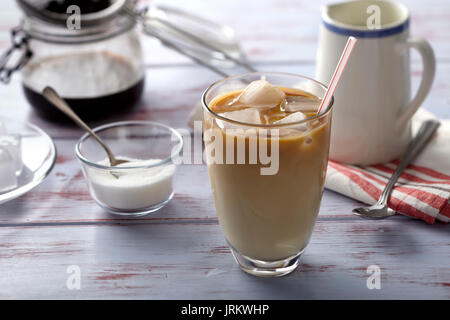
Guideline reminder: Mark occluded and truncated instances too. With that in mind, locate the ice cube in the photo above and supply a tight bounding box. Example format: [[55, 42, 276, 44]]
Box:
[[0, 147, 18, 192], [274, 112, 309, 131], [238, 80, 285, 110], [284, 95, 320, 113], [220, 108, 262, 126], [0, 135, 22, 175]]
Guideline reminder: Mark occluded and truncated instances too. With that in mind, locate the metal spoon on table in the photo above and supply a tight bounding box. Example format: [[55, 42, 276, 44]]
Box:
[[42, 86, 129, 167], [352, 119, 440, 220]]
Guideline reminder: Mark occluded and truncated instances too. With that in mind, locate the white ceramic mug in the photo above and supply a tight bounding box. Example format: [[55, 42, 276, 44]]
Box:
[[315, 0, 435, 165]]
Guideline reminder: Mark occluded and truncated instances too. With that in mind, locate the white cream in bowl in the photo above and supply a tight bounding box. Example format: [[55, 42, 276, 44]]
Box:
[[88, 157, 176, 210]]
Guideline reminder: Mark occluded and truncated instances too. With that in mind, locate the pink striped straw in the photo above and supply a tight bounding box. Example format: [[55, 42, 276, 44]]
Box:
[[316, 36, 357, 114]]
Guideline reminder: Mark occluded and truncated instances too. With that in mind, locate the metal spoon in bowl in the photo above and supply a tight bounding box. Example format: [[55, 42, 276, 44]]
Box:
[[352, 119, 440, 220], [42, 86, 129, 167]]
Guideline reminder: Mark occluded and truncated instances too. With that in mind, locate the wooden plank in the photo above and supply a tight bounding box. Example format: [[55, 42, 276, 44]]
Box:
[[0, 60, 449, 140], [0, 139, 363, 223], [0, 58, 448, 222], [0, 219, 448, 299]]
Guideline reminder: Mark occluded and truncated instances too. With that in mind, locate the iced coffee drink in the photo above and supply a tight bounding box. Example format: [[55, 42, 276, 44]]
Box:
[[202, 73, 333, 277]]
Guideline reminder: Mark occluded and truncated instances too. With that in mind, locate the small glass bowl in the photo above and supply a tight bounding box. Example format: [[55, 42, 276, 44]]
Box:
[[75, 121, 183, 216]]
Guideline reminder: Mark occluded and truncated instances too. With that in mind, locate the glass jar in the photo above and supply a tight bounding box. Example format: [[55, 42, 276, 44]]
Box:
[[1, 0, 248, 122], [2, 0, 145, 121]]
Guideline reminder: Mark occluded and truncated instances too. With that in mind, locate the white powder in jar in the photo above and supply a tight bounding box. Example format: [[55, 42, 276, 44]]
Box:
[[88, 158, 176, 210]]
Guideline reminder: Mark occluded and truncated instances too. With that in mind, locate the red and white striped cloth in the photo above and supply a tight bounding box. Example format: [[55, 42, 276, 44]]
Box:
[[325, 109, 450, 224]]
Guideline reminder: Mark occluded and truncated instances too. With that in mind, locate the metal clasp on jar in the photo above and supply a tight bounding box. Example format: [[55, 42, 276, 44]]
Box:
[[0, 26, 33, 84]]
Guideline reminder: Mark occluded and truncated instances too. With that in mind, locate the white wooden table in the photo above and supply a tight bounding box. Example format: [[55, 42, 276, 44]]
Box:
[[0, 0, 448, 299]]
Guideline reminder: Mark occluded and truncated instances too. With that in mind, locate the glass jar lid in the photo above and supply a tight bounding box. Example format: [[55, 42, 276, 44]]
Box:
[[17, 0, 128, 27], [16, 0, 136, 43]]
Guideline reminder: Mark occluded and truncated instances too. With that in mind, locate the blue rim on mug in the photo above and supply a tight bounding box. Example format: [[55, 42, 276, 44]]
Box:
[[322, 0, 410, 38]]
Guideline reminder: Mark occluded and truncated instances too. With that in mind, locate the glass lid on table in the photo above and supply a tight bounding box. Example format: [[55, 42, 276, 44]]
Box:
[[0, 0, 247, 122]]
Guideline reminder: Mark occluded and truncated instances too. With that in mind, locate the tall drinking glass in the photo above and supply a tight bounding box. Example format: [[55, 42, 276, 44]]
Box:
[[202, 72, 333, 277]]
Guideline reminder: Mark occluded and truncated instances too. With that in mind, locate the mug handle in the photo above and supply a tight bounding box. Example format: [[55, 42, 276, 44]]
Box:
[[396, 37, 436, 130]]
